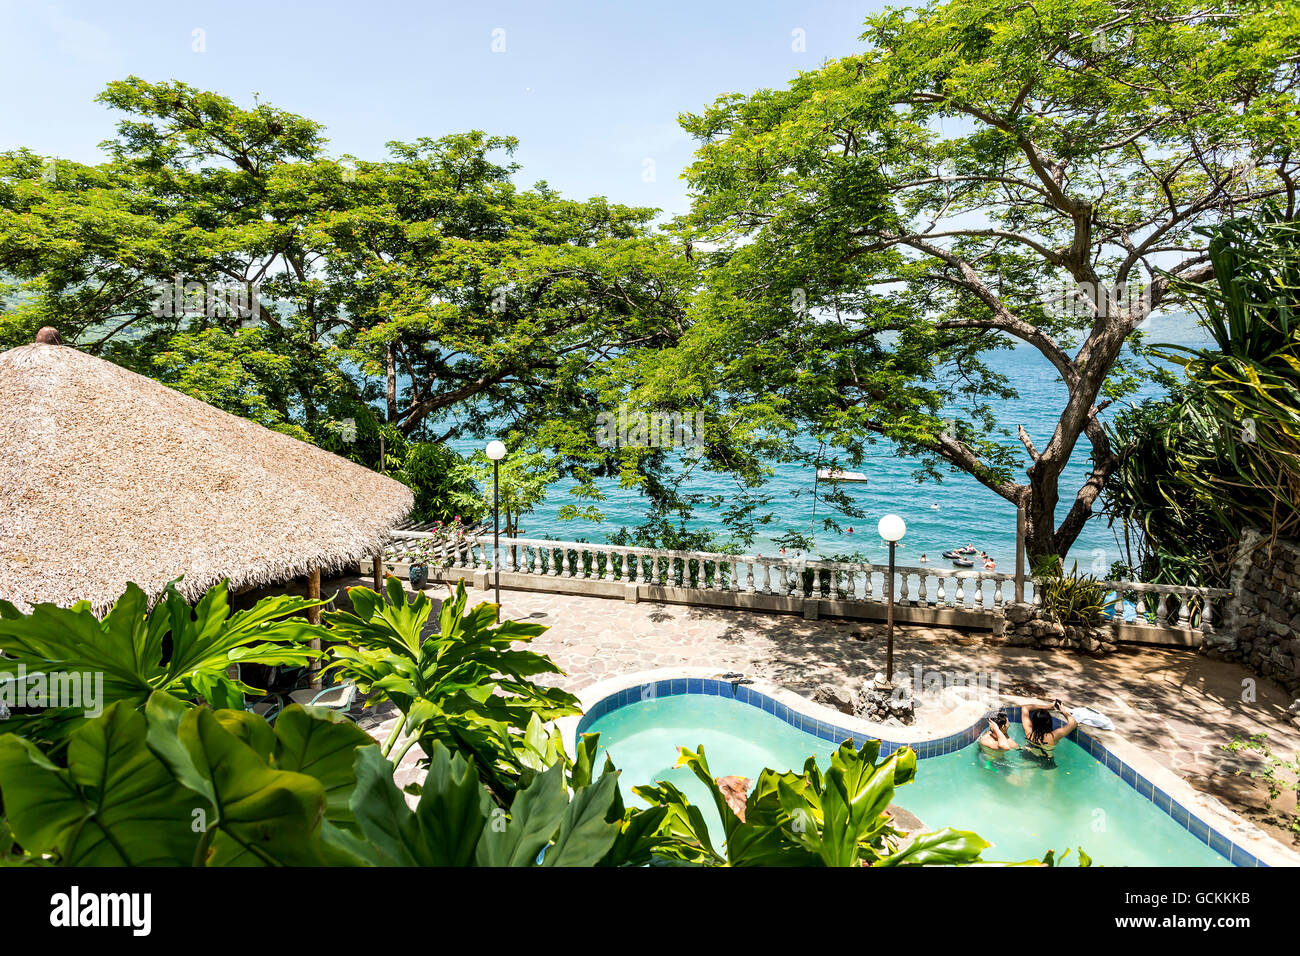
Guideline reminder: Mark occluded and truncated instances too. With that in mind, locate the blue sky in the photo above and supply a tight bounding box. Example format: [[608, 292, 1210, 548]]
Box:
[[0, 0, 888, 218]]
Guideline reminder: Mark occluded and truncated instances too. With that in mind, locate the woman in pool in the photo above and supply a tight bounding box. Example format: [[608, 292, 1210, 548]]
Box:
[[1021, 699, 1077, 762], [978, 713, 1018, 759]]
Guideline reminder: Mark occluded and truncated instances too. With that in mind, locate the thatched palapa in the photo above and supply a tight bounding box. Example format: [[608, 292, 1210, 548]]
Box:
[[0, 341, 413, 613]]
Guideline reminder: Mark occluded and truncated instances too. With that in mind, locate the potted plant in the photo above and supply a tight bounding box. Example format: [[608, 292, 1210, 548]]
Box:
[[405, 517, 470, 591]]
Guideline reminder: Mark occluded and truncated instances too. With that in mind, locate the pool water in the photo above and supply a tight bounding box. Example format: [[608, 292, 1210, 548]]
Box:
[[584, 695, 1230, 866]]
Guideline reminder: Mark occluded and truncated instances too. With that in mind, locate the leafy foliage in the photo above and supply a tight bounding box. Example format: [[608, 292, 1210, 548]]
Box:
[[654, 0, 1300, 558], [1032, 556, 1112, 627], [0, 579, 323, 746], [0, 693, 370, 866], [323, 578, 580, 804], [635, 739, 989, 866], [0, 692, 665, 868]]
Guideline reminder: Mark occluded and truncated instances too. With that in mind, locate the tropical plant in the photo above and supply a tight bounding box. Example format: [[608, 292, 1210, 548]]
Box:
[[1101, 388, 1238, 587], [0, 692, 372, 866], [322, 578, 580, 804], [1223, 733, 1300, 833], [449, 449, 557, 538], [1160, 209, 1300, 543], [634, 739, 990, 866], [1031, 556, 1112, 627], [0, 690, 667, 867], [0, 579, 324, 746], [407, 516, 470, 571], [329, 737, 670, 867]]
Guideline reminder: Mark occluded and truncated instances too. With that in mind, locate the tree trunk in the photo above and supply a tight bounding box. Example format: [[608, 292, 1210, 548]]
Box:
[[385, 343, 398, 423]]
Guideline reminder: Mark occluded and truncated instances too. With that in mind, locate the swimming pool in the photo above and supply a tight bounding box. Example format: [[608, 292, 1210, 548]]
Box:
[[581, 690, 1233, 866]]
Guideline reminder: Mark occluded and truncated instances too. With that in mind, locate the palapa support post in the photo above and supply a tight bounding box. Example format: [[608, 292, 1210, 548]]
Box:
[[307, 566, 322, 689], [372, 553, 384, 591]]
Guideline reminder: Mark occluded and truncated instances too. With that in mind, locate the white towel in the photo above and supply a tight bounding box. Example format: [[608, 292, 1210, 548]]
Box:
[[1072, 706, 1113, 730]]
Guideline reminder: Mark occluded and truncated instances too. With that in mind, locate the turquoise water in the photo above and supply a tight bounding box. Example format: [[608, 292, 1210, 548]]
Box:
[[585, 695, 1230, 866], [448, 315, 1210, 568]]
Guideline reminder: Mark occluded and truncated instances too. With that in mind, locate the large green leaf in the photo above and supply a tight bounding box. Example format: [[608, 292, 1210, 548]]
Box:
[[0, 703, 200, 865], [0, 579, 326, 744], [272, 705, 374, 825]]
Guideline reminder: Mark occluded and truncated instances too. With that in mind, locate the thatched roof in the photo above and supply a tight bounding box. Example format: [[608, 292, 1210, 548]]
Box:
[[0, 342, 413, 613]]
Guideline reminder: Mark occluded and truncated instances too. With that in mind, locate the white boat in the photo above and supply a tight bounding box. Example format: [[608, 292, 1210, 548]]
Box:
[[816, 468, 868, 483]]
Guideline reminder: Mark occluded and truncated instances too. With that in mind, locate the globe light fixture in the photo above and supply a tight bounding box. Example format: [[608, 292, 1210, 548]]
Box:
[[877, 514, 906, 686], [877, 513, 906, 542], [485, 440, 507, 461]]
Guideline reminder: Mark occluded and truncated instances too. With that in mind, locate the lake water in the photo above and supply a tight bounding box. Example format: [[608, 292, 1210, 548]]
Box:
[[447, 313, 1208, 570]]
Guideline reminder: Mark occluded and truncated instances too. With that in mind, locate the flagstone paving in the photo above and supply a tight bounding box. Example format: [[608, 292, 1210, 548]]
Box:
[[323, 574, 1300, 852]]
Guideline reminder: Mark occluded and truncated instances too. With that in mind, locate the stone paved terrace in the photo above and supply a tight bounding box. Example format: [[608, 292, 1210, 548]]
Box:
[[319, 573, 1300, 857]]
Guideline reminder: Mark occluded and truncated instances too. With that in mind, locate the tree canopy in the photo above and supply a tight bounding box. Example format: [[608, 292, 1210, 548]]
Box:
[[650, 0, 1300, 556]]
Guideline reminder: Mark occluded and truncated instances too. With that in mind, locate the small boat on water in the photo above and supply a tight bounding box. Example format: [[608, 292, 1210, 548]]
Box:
[[816, 468, 868, 483]]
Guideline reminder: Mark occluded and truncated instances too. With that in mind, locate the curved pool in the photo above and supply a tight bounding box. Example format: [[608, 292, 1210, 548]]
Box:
[[583, 691, 1233, 867]]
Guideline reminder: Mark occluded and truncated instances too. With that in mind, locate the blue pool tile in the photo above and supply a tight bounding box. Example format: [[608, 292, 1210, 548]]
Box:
[[655, 679, 672, 699], [1187, 815, 1211, 846], [1209, 828, 1231, 860], [1153, 787, 1171, 814], [670, 678, 686, 695], [687, 677, 702, 695], [1229, 843, 1259, 867], [1135, 775, 1154, 801], [1121, 763, 1137, 788], [1170, 801, 1191, 830], [719, 681, 735, 698]]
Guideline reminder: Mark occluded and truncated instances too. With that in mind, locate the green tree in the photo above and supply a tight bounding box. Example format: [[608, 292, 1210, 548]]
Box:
[[0, 78, 693, 530], [664, 0, 1299, 558]]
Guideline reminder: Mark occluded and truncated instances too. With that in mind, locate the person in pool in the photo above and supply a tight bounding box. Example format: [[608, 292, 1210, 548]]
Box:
[[1020, 699, 1077, 761], [978, 713, 1018, 758], [919, 553, 928, 563]]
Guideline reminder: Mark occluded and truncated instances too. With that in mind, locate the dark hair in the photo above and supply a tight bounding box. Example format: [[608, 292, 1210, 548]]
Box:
[[990, 712, 1008, 731], [1027, 708, 1055, 743]]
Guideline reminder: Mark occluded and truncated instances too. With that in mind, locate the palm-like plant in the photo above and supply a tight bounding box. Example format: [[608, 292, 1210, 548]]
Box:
[[0, 579, 324, 747], [322, 577, 580, 804], [1161, 208, 1300, 541], [635, 739, 989, 866]]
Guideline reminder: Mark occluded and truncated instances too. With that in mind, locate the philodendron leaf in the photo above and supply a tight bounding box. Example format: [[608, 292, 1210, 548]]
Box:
[[0, 703, 201, 865], [349, 745, 427, 866], [272, 705, 373, 825], [475, 761, 568, 866], [876, 827, 990, 866], [413, 743, 494, 866], [543, 770, 621, 867], [149, 700, 328, 866]]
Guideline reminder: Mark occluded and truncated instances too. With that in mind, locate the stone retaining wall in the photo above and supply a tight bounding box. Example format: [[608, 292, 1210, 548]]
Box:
[[1205, 529, 1300, 694], [992, 601, 1119, 655]]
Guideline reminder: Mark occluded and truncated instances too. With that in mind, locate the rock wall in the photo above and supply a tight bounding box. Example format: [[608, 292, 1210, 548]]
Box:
[[993, 601, 1118, 655], [1206, 529, 1300, 694]]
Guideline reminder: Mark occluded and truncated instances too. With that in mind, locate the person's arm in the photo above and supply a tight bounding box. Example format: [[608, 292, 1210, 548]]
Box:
[[1050, 700, 1078, 743]]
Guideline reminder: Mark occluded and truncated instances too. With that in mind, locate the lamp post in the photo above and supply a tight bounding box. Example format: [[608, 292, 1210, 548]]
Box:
[[485, 440, 507, 621], [877, 514, 906, 688]]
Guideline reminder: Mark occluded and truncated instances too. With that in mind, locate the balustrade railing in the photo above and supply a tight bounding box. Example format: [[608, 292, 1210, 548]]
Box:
[[382, 533, 1229, 637]]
